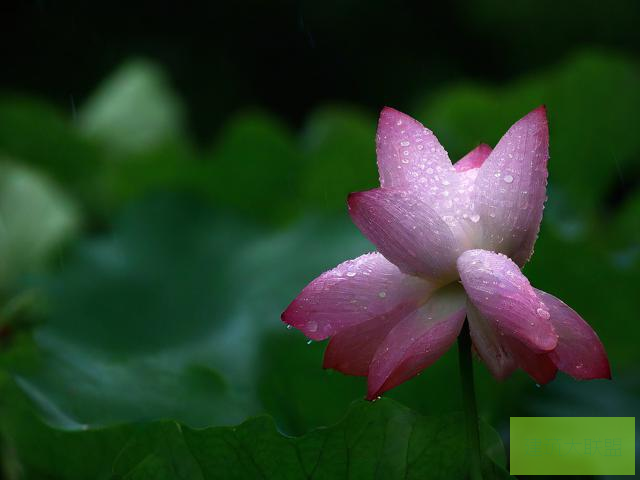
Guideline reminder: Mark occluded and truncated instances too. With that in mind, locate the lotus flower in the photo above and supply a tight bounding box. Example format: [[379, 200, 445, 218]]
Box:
[[282, 106, 610, 400]]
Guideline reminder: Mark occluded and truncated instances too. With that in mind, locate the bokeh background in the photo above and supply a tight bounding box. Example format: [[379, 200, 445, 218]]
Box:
[[0, 1, 639, 478]]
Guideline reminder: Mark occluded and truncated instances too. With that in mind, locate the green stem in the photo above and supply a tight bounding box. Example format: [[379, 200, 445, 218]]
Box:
[[458, 318, 483, 480]]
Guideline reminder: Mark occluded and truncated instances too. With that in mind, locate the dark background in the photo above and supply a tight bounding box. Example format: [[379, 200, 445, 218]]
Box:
[[3, 0, 639, 139]]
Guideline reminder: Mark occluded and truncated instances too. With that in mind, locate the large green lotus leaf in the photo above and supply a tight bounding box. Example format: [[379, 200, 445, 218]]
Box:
[[0, 380, 137, 480], [78, 59, 185, 154], [299, 105, 378, 212], [1, 387, 511, 480], [5, 194, 382, 432], [205, 110, 301, 224], [415, 51, 640, 214], [9, 195, 260, 429], [0, 159, 80, 291]]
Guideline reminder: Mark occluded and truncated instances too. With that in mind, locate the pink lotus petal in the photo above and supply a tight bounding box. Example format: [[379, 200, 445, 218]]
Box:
[[457, 249, 558, 353], [504, 337, 558, 384], [466, 302, 517, 380], [367, 283, 466, 399], [535, 289, 611, 380], [374, 109, 482, 228], [348, 188, 462, 280], [281, 252, 432, 341], [468, 302, 557, 383], [472, 106, 549, 266], [323, 314, 399, 376], [454, 144, 492, 172], [376, 107, 453, 189]]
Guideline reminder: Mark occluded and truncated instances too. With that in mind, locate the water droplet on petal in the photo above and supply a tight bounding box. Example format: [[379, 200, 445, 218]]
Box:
[[503, 174, 514, 184], [346, 271, 356, 277], [378, 291, 387, 298], [470, 214, 480, 223], [400, 140, 410, 147], [536, 308, 550, 319]]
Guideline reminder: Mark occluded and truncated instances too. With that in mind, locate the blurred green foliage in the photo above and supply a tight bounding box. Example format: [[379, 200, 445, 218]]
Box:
[[79, 60, 186, 154], [1, 391, 508, 479], [0, 160, 78, 292], [0, 49, 638, 478]]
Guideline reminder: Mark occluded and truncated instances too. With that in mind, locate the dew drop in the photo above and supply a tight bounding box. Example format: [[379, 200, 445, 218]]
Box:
[[307, 339, 313, 345], [400, 140, 410, 147], [346, 271, 356, 277], [470, 214, 480, 223], [286, 324, 292, 330], [536, 308, 550, 319], [378, 291, 387, 298], [426, 167, 434, 174], [403, 150, 410, 156], [503, 174, 514, 184]]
